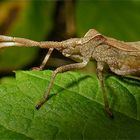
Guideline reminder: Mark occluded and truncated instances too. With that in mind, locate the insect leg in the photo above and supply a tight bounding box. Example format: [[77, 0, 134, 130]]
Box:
[[97, 61, 113, 118], [39, 48, 54, 69], [32, 48, 54, 70], [36, 60, 89, 109]]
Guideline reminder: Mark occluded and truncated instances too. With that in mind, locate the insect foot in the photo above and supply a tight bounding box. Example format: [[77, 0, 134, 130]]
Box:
[[105, 107, 114, 118], [35, 97, 48, 110], [31, 67, 42, 71]]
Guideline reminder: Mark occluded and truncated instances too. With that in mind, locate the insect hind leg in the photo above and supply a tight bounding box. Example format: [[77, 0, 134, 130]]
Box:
[[97, 61, 113, 118]]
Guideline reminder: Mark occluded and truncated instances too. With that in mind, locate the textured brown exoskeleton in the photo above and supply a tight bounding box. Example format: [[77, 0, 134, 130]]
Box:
[[0, 29, 140, 117]]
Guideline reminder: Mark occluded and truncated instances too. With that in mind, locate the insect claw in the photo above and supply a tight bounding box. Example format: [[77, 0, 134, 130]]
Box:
[[31, 67, 42, 71], [35, 104, 41, 110], [35, 96, 49, 110], [35, 100, 45, 110], [105, 108, 114, 118], [35, 101, 44, 110]]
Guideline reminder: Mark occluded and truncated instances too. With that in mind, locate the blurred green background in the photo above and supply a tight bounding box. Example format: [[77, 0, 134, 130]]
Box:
[[0, 0, 140, 76]]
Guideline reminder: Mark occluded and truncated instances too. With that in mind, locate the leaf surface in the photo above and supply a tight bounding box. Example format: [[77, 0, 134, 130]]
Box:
[[0, 70, 140, 139]]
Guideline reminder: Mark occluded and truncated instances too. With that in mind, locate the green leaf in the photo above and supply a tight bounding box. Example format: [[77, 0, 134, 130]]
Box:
[[0, 76, 15, 85], [0, 124, 31, 140], [0, 70, 140, 139]]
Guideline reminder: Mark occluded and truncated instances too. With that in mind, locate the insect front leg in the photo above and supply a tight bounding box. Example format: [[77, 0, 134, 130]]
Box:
[[97, 61, 113, 118], [36, 60, 89, 109], [32, 48, 54, 70]]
